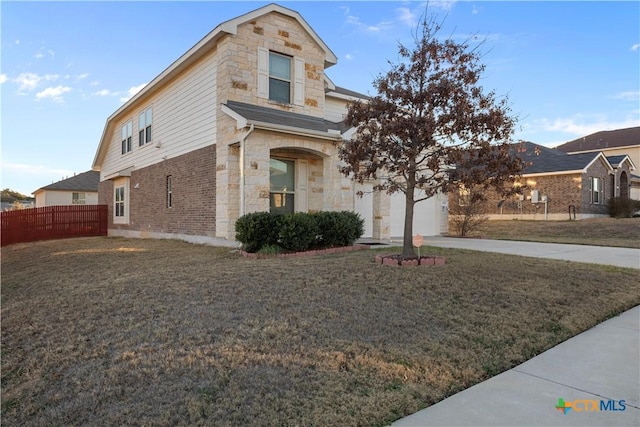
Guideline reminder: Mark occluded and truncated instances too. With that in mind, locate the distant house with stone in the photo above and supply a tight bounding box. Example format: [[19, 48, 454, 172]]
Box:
[[452, 141, 636, 221], [33, 171, 100, 207], [556, 127, 640, 200], [92, 3, 447, 245]]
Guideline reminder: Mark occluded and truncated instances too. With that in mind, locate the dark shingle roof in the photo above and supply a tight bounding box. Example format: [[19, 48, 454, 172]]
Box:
[[329, 85, 370, 100], [556, 126, 640, 152], [35, 170, 100, 193], [517, 141, 602, 174], [224, 100, 348, 133]]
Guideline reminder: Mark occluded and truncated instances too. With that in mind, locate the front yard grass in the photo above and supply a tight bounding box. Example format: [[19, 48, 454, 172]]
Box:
[[471, 217, 640, 248], [2, 237, 639, 426]]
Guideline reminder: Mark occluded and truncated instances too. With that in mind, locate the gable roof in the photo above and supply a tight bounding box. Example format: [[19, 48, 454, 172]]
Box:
[[33, 171, 100, 194], [93, 3, 338, 169], [517, 141, 612, 176], [222, 100, 347, 139], [606, 154, 636, 170], [556, 126, 640, 153]]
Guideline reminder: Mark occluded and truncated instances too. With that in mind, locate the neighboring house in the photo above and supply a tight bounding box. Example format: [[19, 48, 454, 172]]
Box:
[[92, 3, 447, 245], [33, 171, 100, 207], [556, 127, 640, 200], [452, 141, 636, 220]]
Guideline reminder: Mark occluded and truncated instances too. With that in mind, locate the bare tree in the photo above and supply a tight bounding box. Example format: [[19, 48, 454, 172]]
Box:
[[339, 13, 523, 257]]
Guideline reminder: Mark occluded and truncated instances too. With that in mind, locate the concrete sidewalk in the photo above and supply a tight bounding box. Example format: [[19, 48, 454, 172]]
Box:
[[411, 237, 640, 269], [382, 237, 640, 426], [392, 306, 640, 426]]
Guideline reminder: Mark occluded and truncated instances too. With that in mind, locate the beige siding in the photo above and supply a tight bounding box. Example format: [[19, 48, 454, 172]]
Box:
[[35, 190, 98, 207], [101, 50, 218, 180], [324, 96, 348, 123]]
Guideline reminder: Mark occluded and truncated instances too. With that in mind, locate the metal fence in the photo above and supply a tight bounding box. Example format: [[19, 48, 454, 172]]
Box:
[[1, 205, 108, 246]]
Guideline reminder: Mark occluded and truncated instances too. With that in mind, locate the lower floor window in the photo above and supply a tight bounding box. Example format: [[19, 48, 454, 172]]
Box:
[[115, 186, 125, 217], [590, 177, 603, 204], [270, 158, 295, 214], [72, 192, 86, 204]]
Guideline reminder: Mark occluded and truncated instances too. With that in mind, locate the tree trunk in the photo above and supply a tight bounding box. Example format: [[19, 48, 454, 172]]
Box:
[[402, 184, 416, 258]]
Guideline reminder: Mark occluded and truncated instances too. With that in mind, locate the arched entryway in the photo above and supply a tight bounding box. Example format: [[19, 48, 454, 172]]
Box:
[[270, 148, 324, 214]]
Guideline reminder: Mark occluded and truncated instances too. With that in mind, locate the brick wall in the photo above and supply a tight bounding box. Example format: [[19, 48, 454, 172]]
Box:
[[449, 165, 612, 219], [99, 145, 217, 236]]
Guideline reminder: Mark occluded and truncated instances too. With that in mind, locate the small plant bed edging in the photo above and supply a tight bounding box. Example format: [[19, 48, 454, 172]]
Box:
[[240, 244, 370, 259], [375, 254, 446, 267]]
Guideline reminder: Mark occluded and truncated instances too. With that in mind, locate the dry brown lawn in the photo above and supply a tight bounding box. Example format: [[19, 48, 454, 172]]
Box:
[[471, 217, 640, 248], [2, 237, 639, 426]]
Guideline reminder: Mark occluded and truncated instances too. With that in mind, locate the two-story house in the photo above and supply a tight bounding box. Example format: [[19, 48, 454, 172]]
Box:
[[556, 127, 640, 200], [92, 3, 448, 245]]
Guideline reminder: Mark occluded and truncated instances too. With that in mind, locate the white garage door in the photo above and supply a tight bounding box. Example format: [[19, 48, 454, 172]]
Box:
[[390, 192, 440, 238], [354, 183, 374, 238]]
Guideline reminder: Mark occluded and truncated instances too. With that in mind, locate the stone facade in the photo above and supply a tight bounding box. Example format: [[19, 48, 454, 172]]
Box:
[[94, 5, 439, 245]]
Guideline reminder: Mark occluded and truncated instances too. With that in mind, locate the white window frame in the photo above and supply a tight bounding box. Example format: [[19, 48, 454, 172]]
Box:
[[121, 121, 132, 154], [113, 178, 129, 224], [72, 192, 86, 205], [138, 107, 153, 146], [257, 47, 304, 106], [590, 176, 603, 204], [166, 175, 172, 208]]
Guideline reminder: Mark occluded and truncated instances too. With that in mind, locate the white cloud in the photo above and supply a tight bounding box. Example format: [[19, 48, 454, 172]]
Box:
[[397, 7, 418, 28], [0, 74, 7, 84], [15, 72, 41, 91], [44, 74, 59, 81], [34, 52, 44, 59], [345, 14, 394, 34], [35, 85, 71, 102], [94, 89, 118, 97], [76, 73, 90, 80], [119, 83, 147, 103], [431, 0, 457, 12], [472, 5, 480, 15], [540, 116, 640, 136], [614, 91, 640, 101], [631, 43, 640, 52], [344, 53, 354, 61]]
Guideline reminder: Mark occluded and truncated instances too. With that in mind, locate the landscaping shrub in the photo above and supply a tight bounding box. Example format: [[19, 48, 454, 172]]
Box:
[[235, 211, 364, 253], [235, 212, 283, 253], [313, 211, 364, 247], [278, 212, 319, 252], [608, 197, 640, 218]]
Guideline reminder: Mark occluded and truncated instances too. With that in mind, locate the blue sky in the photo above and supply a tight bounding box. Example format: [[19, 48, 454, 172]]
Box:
[[2, 1, 638, 196]]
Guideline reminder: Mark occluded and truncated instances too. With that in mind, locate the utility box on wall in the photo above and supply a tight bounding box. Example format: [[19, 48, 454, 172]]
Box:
[[531, 190, 540, 203]]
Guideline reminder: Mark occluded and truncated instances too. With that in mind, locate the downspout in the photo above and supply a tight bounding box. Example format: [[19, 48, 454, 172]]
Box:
[[239, 124, 255, 217]]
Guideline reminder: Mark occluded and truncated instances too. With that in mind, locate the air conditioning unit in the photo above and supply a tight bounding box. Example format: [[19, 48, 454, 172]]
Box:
[[531, 190, 540, 203]]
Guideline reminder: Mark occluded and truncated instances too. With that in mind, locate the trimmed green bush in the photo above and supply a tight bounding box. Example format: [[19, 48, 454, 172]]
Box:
[[235, 211, 365, 253], [313, 211, 364, 247], [279, 212, 319, 252], [608, 197, 640, 218], [235, 212, 283, 253]]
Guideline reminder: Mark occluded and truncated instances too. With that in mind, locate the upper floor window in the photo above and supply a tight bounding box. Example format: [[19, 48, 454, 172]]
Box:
[[590, 177, 603, 204], [121, 121, 132, 154], [269, 52, 291, 104], [138, 107, 153, 146], [72, 192, 86, 205], [257, 47, 304, 106]]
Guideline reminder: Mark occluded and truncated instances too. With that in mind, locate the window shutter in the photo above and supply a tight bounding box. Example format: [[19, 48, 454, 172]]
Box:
[[293, 57, 305, 106], [257, 47, 268, 99], [295, 160, 308, 212]]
